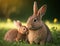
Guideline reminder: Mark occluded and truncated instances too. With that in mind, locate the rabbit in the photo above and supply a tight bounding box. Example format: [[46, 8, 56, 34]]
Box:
[[14, 20, 28, 42], [26, 1, 52, 45], [4, 20, 28, 42]]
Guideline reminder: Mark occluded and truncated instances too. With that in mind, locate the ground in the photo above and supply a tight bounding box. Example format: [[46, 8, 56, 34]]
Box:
[[0, 20, 60, 46]]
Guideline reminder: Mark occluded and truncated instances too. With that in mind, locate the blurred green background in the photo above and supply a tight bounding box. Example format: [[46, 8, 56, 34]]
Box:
[[0, 0, 60, 22]]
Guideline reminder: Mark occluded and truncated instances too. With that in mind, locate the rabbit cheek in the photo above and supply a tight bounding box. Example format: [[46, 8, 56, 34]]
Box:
[[31, 22, 42, 30], [27, 24, 32, 30]]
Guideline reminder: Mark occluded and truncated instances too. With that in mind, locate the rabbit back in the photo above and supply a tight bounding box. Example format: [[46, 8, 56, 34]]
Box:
[[4, 29, 18, 42], [44, 23, 52, 42]]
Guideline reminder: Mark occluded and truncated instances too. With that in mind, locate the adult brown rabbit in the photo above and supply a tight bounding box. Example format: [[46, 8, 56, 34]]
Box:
[[4, 20, 28, 42], [27, 1, 52, 45]]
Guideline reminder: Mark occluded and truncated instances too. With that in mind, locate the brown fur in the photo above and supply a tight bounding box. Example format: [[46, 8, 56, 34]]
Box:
[[26, 1, 52, 45], [4, 20, 28, 42], [27, 22, 47, 45], [4, 29, 18, 42], [44, 23, 52, 42], [15, 26, 28, 41]]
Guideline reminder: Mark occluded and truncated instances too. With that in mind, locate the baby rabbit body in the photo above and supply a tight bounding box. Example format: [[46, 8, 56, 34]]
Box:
[[4, 20, 28, 42], [27, 1, 52, 45], [4, 29, 18, 42]]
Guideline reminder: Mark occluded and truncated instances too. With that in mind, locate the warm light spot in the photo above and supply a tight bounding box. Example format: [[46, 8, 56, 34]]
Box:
[[7, 18, 12, 23], [53, 18, 58, 23]]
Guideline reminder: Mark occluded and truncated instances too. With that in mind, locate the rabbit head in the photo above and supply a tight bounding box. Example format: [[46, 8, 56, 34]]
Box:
[[27, 1, 47, 30], [14, 20, 28, 34], [18, 26, 28, 34]]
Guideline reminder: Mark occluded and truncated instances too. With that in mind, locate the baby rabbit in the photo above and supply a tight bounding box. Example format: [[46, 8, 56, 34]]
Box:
[[27, 1, 52, 45], [4, 20, 28, 42]]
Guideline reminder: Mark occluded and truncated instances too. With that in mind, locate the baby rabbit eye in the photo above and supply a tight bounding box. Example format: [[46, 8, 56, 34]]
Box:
[[23, 28, 26, 31]]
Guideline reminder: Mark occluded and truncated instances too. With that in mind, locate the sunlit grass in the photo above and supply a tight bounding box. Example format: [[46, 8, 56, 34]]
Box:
[[0, 21, 14, 29], [0, 20, 60, 46], [45, 20, 60, 31], [0, 20, 60, 31], [0, 21, 26, 29]]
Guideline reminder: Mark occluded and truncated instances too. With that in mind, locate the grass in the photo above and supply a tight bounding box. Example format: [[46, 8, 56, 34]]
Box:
[[0, 20, 60, 46]]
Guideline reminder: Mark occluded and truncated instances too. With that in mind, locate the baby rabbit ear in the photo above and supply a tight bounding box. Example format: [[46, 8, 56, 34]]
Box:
[[14, 20, 22, 27], [33, 1, 38, 14], [38, 4, 47, 17]]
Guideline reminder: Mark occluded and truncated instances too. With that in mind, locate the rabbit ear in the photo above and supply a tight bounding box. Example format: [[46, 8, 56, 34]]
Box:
[[14, 20, 22, 28], [37, 4, 47, 17], [33, 1, 38, 14]]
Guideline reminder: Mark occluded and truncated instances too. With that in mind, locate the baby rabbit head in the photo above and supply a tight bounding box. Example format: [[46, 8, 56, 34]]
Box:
[[27, 1, 47, 30], [19, 26, 28, 34], [14, 20, 28, 34]]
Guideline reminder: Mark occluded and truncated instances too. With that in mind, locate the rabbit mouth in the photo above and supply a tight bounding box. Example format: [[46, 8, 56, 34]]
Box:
[[28, 26, 42, 30]]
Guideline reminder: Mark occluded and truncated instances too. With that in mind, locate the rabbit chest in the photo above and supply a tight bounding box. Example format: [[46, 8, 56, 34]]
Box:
[[28, 27, 47, 44], [16, 31, 27, 41]]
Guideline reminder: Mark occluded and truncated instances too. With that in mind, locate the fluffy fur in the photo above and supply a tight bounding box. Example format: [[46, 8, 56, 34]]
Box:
[[27, 1, 52, 45], [4, 20, 28, 42]]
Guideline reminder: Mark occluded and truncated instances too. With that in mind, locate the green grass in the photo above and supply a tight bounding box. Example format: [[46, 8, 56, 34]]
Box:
[[0, 20, 60, 46]]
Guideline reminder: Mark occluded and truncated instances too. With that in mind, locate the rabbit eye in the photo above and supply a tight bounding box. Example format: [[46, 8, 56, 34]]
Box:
[[33, 18, 37, 22], [23, 28, 26, 31]]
